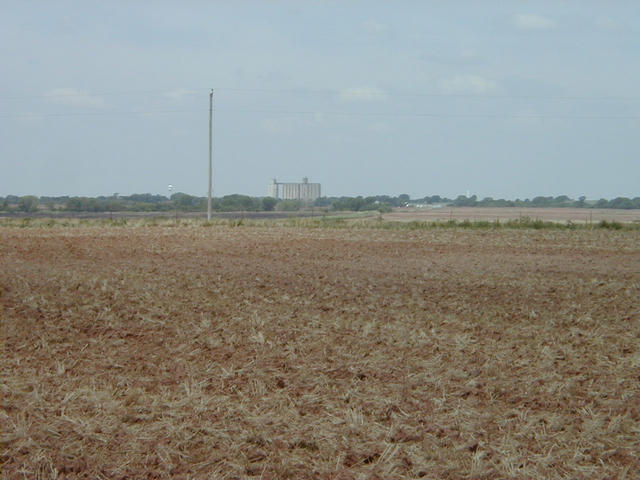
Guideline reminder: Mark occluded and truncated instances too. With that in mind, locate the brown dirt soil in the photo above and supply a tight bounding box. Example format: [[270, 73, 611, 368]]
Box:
[[1, 226, 638, 479]]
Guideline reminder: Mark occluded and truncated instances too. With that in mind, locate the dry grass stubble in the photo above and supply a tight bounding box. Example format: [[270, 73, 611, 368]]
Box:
[[1, 226, 638, 479]]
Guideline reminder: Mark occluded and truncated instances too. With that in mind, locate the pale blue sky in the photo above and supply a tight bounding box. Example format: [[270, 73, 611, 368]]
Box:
[[1, 1, 638, 199]]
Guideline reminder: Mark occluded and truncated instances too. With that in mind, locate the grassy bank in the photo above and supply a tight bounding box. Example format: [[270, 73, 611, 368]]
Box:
[[0, 215, 637, 231]]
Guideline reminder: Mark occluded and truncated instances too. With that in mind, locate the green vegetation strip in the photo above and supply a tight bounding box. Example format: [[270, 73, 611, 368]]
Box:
[[1, 216, 637, 230]]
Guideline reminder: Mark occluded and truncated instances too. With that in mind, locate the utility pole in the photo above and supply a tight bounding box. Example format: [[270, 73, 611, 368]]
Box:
[[208, 88, 213, 221]]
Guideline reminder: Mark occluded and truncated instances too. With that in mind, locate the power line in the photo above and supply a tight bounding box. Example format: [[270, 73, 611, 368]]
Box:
[[215, 108, 640, 120], [0, 86, 638, 102], [0, 89, 209, 101], [1, 108, 637, 120], [214, 87, 640, 102], [0, 109, 206, 118]]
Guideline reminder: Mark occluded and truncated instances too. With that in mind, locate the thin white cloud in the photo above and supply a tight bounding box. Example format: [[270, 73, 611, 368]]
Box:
[[261, 113, 325, 134], [45, 88, 106, 108], [439, 75, 497, 95], [260, 117, 293, 134], [339, 86, 387, 102], [164, 88, 196, 101], [420, 49, 482, 66], [362, 19, 389, 34], [368, 122, 391, 133], [512, 13, 557, 30], [312, 112, 326, 125], [594, 16, 619, 31]]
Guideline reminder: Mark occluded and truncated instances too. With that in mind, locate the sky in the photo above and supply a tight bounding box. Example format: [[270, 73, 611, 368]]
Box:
[[1, 1, 639, 200]]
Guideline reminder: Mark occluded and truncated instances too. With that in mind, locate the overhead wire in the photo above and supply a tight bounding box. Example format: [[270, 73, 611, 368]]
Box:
[[214, 87, 640, 102], [0, 87, 638, 120], [0, 86, 638, 101], [1, 109, 638, 120]]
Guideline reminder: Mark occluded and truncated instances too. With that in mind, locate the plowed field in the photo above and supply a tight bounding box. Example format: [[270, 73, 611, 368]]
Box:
[[1, 226, 638, 479]]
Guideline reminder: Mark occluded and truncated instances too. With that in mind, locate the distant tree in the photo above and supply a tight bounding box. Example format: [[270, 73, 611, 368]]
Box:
[[608, 197, 636, 209], [83, 198, 102, 212], [171, 192, 201, 210], [453, 195, 477, 207], [314, 197, 332, 207], [453, 195, 466, 206], [531, 196, 553, 207], [331, 196, 376, 211], [66, 197, 83, 211], [105, 200, 126, 212], [218, 194, 260, 211], [262, 197, 277, 211], [18, 195, 39, 212], [128, 193, 167, 203], [276, 199, 302, 211], [398, 193, 410, 204]]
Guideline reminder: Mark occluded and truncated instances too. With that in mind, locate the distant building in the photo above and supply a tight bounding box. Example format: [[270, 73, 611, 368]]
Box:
[[268, 177, 321, 202]]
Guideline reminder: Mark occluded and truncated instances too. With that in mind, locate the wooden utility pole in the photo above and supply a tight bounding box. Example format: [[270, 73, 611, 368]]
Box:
[[208, 89, 213, 221]]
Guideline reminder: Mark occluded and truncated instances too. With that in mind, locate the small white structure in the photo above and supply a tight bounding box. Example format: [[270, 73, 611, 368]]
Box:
[[268, 177, 321, 202]]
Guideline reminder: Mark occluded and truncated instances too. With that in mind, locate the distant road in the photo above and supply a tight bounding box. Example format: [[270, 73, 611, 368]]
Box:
[[2, 208, 639, 223], [382, 207, 640, 224], [0, 210, 330, 220]]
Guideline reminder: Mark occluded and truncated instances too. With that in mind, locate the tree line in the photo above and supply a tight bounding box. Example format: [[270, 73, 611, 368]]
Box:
[[1, 193, 638, 213]]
